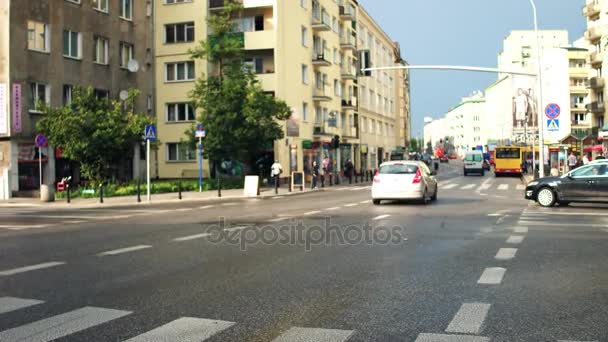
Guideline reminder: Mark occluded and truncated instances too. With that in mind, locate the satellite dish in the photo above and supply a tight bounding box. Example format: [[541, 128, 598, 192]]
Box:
[[119, 90, 129, 101], [127, 59, 140, 73]]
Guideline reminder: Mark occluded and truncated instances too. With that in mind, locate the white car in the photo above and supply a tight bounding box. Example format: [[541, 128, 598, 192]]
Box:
[[372, 161, 438, 205]]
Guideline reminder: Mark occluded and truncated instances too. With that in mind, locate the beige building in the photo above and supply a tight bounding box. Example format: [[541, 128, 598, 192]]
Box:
[[154, 0, 410, 180], [583, 0, 607, 139], [0, 0, 154, 198], [567, 39, 591, 133]]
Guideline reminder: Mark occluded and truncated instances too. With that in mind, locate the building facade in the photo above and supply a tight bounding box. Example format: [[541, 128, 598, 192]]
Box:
[[567, 38, 592, 135], [0, 0, 154, 198], [153, 0, 410, 179]]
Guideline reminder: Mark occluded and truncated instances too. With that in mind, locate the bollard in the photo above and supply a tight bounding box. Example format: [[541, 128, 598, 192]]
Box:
[[349, 174, 352, 184], [288, 176, 292, 192], [137, 179, 141, 203], [321, 175, 325, 188], [275, 175, 279, 194], [329, 173, 333, 186], [99, 184, 104, 204], [336, 173, 340, 185], [178, 180, 182, 200], [66, 185, 71, 204]]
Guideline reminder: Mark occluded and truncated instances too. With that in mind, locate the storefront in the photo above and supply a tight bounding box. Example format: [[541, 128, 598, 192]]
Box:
[[17, 143, 46, 191]]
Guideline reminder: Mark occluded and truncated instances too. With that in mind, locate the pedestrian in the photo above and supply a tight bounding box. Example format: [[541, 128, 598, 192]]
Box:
[[311, 160, 319, 190], [270, 159, 283, 192], [345, 159, 354, 183], [583, 152, 592, 165], [567, 152, 578, 171]]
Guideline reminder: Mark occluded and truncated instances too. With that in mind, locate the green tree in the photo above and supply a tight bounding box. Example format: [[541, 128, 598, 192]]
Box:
[[37, 87, 154, 183], [188, 0, 291, 167]]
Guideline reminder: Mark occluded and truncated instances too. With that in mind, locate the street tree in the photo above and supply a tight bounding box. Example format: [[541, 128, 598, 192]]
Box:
[[37, 87, 153, 184], [188, 0, 291, 170]]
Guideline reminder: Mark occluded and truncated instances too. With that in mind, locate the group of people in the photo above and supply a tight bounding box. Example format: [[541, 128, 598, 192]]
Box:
[[310, 157, 355, 189], [567, 151, 605, 171]]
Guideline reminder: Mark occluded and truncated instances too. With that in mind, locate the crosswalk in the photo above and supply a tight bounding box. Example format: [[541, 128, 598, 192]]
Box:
[[439, 182, 525, 192]]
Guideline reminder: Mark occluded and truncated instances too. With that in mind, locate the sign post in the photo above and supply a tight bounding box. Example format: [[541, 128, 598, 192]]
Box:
[[545, 103, 561, 133], [144, 124, 157, 202], [35, 134, 47, 191], [195, 123, 206, 193]]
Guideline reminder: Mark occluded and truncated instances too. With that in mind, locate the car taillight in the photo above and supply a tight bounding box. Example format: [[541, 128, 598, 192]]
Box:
[[373, 170, 380, 183], [413, 169, 422, 184]]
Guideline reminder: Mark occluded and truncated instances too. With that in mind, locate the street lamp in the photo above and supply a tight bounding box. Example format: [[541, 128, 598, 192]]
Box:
[[529, 0, 545, 178]]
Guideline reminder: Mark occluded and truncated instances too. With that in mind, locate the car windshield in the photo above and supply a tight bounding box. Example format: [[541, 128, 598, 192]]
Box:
[[379, 164, 418, 174], [496, 148, 520, 159], [465, 154, 482, 162], [571, 164, 608, 177]]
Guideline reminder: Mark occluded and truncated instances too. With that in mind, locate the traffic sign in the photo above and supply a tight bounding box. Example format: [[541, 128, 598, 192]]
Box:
[[144, 124, 157, 141], [547, 119, 560, 132], [195, 123, 206, 139], [545, 103, 561, 119], [35, 133, 47, 147]]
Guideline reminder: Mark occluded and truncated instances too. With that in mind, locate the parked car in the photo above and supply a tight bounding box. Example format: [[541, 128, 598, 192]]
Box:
[[525, 163, 608, 207], [372, 161, 438, 205]]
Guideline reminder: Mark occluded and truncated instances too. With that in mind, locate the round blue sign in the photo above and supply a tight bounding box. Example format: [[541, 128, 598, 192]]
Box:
[[35, 133, 47, 148], [544, 103, 561, 120]]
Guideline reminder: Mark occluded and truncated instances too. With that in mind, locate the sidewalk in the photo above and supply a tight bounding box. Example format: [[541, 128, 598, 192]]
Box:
[[0, 181, 370, 209]]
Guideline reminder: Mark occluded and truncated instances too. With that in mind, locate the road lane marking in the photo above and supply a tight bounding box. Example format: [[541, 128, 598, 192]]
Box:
[[124, 317, 235, 342], [495, 248, 518, 260], [523, 211, 608, 217], [460, 184, 476, 190], [175, 208, 192, 212], [303, 211, 322, 216], [272, 196, 284, 200], [224, 226, 248, 232], [199, 205, 215, 209], [344, 203, 358, 207], [518, 221, 606, 228], [557, 340, 599, 342], [0, 262, 66, 276], [478, 183, 492, 191], [173, 233, 212, 242], [359, 200, 371, 204], [516, 184, 525, 190], [0, 297, 44, 314], [477, 267, 506, 285], [506, 235, 525, 244], [325, 207, 341, 211], [497, 184, 509, 190], [0, 225, 51, 230], [442, 184, 458, 190], [513, 226, 528, 233], [268, 217, 291, 223], [272, 327, 354, 342], [372, 215, 391, 221], [445, 302, 491, 334], [0, 306, 131, 342], [222, 203, 237, 207], [415, 333, 490, 342], [97, 245, 152, 256]]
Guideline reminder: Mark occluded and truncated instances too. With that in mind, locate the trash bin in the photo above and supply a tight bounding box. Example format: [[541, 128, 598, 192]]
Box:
[[40, 184, 55, 202]]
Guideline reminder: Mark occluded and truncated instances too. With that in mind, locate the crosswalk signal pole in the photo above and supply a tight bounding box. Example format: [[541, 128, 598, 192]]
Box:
[[146, 139, 151, 202]]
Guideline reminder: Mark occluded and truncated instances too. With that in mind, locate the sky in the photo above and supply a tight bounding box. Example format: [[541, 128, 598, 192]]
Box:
[[357, 0, 587, 139]]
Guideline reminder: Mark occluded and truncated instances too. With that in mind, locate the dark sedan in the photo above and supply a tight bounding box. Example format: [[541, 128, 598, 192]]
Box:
[[525, 162, 608, 207]]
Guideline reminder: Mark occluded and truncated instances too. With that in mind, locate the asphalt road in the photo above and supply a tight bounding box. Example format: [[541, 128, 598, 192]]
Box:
[[1, 161, 607, 341]]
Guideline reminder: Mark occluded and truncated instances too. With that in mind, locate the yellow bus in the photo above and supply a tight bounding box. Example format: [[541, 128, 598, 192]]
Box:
[[494, 146, 523, 176]]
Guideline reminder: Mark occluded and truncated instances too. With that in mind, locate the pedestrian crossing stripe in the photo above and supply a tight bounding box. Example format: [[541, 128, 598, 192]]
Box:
[[272, 327, 354, 342], [125, 317, 235, 342]]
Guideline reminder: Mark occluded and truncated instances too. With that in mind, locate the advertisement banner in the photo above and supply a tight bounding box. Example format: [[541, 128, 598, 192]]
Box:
[[0, 83, 6, 134], [511, 75, 538, 137], [12, 83, 22, 133]]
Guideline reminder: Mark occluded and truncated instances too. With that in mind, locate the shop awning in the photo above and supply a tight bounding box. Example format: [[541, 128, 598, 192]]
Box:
[[583, 144, 604, 152]]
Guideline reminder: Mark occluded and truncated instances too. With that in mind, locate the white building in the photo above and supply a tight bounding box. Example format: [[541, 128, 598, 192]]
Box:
[[423, 117, 448, 150], [444, 92, 486, 157]]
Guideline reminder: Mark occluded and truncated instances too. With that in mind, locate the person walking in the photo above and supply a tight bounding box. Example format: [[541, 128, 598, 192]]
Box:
[[311, 160, 319, 190], [583, 152, 592, 165], [345, 159, 354, 184], [567, 152, 578, 171], [271, 160, 283, 193]]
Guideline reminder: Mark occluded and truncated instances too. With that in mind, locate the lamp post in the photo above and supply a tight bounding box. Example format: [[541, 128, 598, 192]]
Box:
[[529, 0, 545, 178]]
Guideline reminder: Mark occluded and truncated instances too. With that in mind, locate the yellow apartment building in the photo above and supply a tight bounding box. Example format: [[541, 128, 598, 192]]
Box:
[[567, 43, 591, 133], [154, 0, 410, 179]]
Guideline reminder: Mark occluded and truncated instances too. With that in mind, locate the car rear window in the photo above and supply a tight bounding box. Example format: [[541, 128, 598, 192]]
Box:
[[465, 154, 482, 162], [496, 148, 520, 159], [379, 164, 418, 174]]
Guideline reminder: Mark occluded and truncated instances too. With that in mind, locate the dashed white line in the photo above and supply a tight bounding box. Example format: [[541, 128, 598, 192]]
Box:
[[325, 207, 341, 211], [372, 215, 391, 221], [175, 208, 191, 212], [513, 226, 528, 233], [224, 226, 248, 232], [506, 235, 525, 244], [0, 224, 51, 230], [497, 184, 509, 190], [97, 245, 152, 256], [0, 262, 66, 276], [344, 203, 358, 207], [359, 200, 371, 204], [415, 333, 490, 342], [199, 205, 215, 209], [222, 203, 237, 207], [173, 233, 212, 242], [303, 211, 322, 216], [461, 184, 476, 190], [495, 248, 518, 260], [442, 184, 458, 190], [445, 302, 491, 334], [477, 267, 506, 285], [268, 217, 291, 223]]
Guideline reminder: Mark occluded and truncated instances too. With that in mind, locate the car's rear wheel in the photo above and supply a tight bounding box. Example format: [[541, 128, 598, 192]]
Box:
[[537, 187, 556, 207], [431, 186, 438, 201], [421, 189, 430, 205], [372, 199, 381, 205]]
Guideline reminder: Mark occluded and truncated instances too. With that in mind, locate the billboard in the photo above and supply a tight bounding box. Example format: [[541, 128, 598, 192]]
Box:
[[511, 75, 538, 137]]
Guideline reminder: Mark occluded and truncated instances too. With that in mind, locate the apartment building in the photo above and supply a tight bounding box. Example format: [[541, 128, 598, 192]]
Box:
[[567, 38, 591, 134], [0, 0, 154, 198], [154, 0, 409, 179], [444, 92, 485, 157]]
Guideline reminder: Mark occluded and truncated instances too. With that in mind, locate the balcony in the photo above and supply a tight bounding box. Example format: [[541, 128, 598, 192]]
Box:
[[243, 30, 275, 50], [313, 88, 332, 102], [572, 114, 592, 128], [590, 76, 605, 89], [313, 120, 337, 135], [340, 34, 356, 51], [587, 101, 605, 114], [341, 97, 357, 110], [583, 2, 601, 18], [341, 66, 357, 80], [341, 126, 359, 138], [339, 5, 356, 21], [312, 51, 332, 66], [312, 12, 331, 31], [209, 0, 273, 9], [256, 72, 275, 91], [571, 102, 588, 112], [585, 26, 602, 42], [589, 51, 603, 67]]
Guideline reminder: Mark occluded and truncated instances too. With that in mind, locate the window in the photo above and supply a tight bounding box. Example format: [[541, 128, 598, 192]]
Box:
[[244, 57, 264, 74], [301, 64, 309, 84], [334, 80, 340, 96], [166, 103, 195, 122], [165, 22, 194, 43], [63, 85, 73, 105], [93, 36, 109, 64], [29, 82, 50, 112], [65, 0, 81, 4], [167, 143, 195, 161], [63, 29, 82, 59], [92, 0, 108, 12], [165, 61, 195, 81], [571, 164, 608, 177], [361, 117, 366, 133], [300, 0, 307, 8], [369, 119, 375, 133], [119, 42, 134, 68], [301, 27, 308, 47], [94, 89, 109, 99], [119, 0, 132, 20], [27, 20, 50, 52], [302, 102, 308, 121]]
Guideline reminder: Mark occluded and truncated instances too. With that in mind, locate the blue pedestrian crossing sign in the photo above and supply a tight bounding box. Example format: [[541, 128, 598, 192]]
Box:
[[144, 124, 157, 141], [547, 119, 560, 132]]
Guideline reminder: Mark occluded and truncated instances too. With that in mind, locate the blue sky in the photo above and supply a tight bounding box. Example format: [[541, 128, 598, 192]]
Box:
[[358, 0, 587, 139]]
